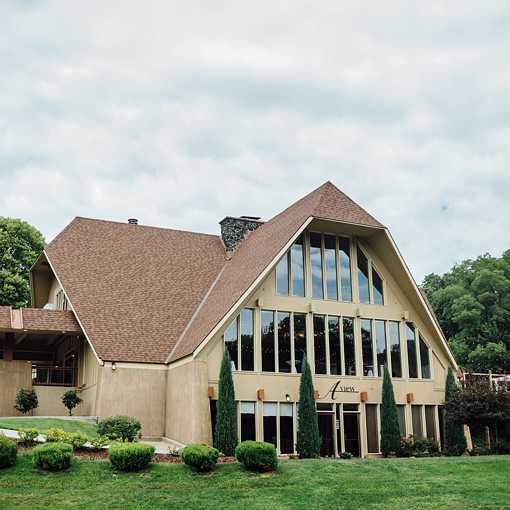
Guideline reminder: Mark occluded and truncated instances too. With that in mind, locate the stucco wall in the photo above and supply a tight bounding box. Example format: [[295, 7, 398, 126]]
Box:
[[0, 360, 32, 416], [33, 386, 69, 416]]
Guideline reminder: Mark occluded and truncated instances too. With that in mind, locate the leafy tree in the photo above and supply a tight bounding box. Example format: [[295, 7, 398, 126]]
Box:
[[380, 366, 401, 456], [443, 368, 467, 456], [0, 218, 45, 308], [14, 388, 38, 414], [296, 356, 321, 458], [422, 250, 510, 372], [214, 349, 238, 456], [62, 389, 82, 416]]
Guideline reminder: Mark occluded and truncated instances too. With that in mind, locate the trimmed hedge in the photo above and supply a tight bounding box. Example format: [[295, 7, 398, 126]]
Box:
[[235, 441, 278, 472], [45, 428, 88, 450], [108, 442, 155, 472], [32, 443, 73, 471], [181, 444, 219, 472], [0, 435, 17, 469], [97, 416, 141, 442]]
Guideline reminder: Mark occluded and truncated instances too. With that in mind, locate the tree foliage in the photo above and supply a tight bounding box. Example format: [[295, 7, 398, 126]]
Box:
[[62, 390, 82, 416], [214, 349, 238, 456], [380, 366, 401, 456], [296, 356, 321, 458], [443, 368, 467, 456], [14, 388, 38, 414], [422, 250, 510, 372], [0, 218, 45, 308]]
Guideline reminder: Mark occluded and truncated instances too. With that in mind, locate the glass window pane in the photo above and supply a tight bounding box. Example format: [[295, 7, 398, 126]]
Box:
[[240, 309, 254, 371], [343, 317, 356, 376], [276, 254, 289, 296], [339, 238, 352, 302], [357, 247, 370, 304], [224, 319, 238, 370], [324, 235, 337, 300], [372, 267, 384, 305], [291, 235, 305, 297], [328, 316, 341, 375], [361, 319, 375, 377], [425, 406, 436, 440], [412, 405, 423, 438], [313, 314, 326, 374], [261, 310, 275, 372], [293, 313, 307, 373], [240, 401, 256, 441], [366, 404, 379, 453], [419, 335, 431, 379], [263, 403, 277, 447], [280, 403, 294, 454], [406, 323, 418, 378], [397, 405, 406, 437], [375, 320, 387, 377], [389, 321, 402, 378], [310, 232, 324, 299], [278, 312, 291, 373]]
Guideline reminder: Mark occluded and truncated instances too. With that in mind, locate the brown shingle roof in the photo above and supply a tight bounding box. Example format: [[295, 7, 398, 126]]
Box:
[[0, 306, 80, 333], [42, 181, 383, 364]]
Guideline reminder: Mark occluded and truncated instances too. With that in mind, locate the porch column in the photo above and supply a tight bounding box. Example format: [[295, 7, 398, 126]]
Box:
[[2, 332, 14, 361]]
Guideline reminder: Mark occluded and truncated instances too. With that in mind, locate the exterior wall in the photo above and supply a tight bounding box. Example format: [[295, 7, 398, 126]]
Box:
[[0, 360, 32, 416], [78, 341, 100, 416], [165, 358, 211, 444], [33, 386, 68, 416], [95, 363, 167, 438]]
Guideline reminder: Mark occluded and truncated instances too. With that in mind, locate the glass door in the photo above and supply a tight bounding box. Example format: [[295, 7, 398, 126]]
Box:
[[336, 403, 361, 457]]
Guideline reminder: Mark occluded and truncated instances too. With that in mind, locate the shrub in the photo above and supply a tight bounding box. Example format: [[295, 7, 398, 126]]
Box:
[[45, 428, 70, 443], [339, 451, 353, 459], [14, 388, 38, 414], [444, 368, 467, 456], [181, 444, 219, 472], [32, 443, 73, 471], [492, 441, 510, 454], [380, 367, 401, 456], [168, 446, 180, 457], [396, 436, 440, 457], [97, 416, 141, 442], [62, 390, 82, 416], [108, 442, 155, 472], [0, 435, 17, 468], [90, 436, 109, 451], [18, 428, 39, 447], [235, 441, 278, 472], [468, 446, 492, 456], [68, 432, 88, 450]]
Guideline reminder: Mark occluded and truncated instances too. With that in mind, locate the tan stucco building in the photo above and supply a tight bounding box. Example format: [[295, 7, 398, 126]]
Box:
[[0, 182, 457, 457]]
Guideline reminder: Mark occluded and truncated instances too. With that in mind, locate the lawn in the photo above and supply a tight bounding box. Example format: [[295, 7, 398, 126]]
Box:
[[0, 418, 97, 438], [0, 455, 509, 509]]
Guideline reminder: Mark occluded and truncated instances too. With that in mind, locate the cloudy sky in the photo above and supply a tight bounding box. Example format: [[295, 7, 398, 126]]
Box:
[[1, 2, 509, 282]]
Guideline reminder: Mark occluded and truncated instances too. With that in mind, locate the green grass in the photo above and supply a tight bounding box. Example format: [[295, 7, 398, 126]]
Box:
[[0, 418, 97, 438], [0, 455, 509, 509]]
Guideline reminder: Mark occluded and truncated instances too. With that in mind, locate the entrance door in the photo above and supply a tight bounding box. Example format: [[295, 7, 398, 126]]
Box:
[[343, 414, 360, 457], [318, 414, 334, 457]]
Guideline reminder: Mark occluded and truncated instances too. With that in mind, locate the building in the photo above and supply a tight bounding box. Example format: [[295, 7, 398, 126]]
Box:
[[0, 181, 457, 457]]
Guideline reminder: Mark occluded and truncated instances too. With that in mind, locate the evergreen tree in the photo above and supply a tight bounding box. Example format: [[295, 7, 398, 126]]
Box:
[[14, 388, 38, 414], [296, 356, 321, 458], [380, 366, 401, 456], [214, 348, 238, 456], [444, 367, 467, 456]]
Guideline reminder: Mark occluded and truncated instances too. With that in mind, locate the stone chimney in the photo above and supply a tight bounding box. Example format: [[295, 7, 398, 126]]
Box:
[[220, 216, 264, 251]]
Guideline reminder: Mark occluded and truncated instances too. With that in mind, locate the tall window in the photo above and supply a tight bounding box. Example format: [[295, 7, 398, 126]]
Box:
[[328, 316, 341, 375], [361, 319, 375, 376], [406, 323, 418, 378], [313, 315, 327, 374], [343, 317, 356, 376], [374, 319, 387, 376], [388, 321, 402, 378], [411, 405, 423, 437], [261, 310, 275, 372], [339, 238, 352, 302], [276, 236, 305, 296], [278, 312, 291, 373], [240, 401, 256, 441], [357, 248, 370, 304], [280, 403, 294, 454], [372, 267, 384, 305], [324, 235, 337, 300], [397, 405, 406, 437], [366, 404, 379, 453], [223, 309, 254, 372], [425, 406, 436, 440], [419, 334, 431, 379], [310, 232, 324, 299], [293, 313, 307, 373], [263, 403, 277, 447]]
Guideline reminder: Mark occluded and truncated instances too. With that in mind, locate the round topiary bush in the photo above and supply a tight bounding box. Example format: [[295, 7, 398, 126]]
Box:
[[32, 442, 73, 471], [97, 416, 141, 442], [181, 444, 219, 472], [0, 435, 17, 469], [235, 441, 278, 472], [108, 442, 155, 472]]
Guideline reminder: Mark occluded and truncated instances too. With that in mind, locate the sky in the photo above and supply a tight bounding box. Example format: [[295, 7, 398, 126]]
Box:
[[1, 1, 509, 283]]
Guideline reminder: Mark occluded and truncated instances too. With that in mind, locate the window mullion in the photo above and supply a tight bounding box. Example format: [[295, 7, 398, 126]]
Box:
[[340, 316, 345, 376], [385, 320, 391, 376], [290, 312, 296, 374], [325, 314, 331, 375]]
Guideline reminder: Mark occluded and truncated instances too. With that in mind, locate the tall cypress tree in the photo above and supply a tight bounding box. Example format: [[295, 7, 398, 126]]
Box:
[[296, 356, 321, 458], [444, 367, 467, 455], [214, 349, 238, 456], [380, 366, 401, 456]]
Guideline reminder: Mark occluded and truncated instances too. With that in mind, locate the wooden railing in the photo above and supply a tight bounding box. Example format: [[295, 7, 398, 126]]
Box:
[[32, 366, 76, 386]]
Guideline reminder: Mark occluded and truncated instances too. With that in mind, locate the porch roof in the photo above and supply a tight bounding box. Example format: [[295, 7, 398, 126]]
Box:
[[0, 306, 81, 335]]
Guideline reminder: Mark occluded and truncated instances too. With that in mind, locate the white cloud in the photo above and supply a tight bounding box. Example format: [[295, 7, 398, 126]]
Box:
[[1, 1, 509, 281]]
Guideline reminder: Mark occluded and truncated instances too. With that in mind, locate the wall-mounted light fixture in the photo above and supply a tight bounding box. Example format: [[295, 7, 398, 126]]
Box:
[[111, 362, 117, 371], [285, 394, 291, 402]]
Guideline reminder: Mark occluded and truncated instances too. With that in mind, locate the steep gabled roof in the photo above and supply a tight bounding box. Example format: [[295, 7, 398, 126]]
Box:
[[169, 181, 384, 361]]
